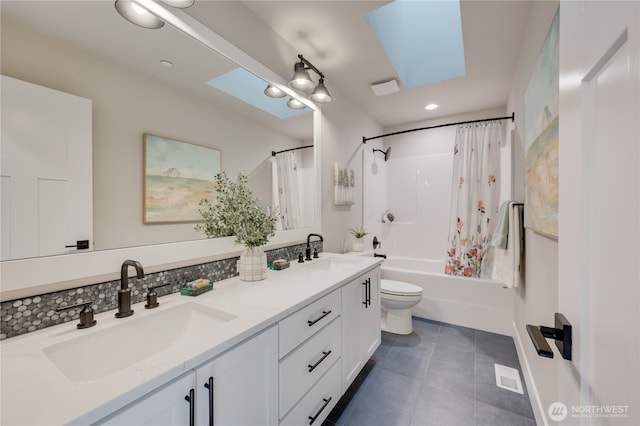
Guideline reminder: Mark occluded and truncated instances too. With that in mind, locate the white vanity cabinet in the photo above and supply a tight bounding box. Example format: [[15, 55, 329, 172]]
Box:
[[278, 289, 342, 425], [97, 325, 278, 426], [341, 269, 381, 390]]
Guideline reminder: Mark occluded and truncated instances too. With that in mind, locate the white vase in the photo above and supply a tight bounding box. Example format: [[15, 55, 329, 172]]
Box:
[[352, 238, 364, 252], [237, 247, 268, 281]]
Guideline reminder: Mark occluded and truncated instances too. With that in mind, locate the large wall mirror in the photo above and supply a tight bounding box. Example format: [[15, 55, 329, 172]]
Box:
[[0, 1, 320, 299]]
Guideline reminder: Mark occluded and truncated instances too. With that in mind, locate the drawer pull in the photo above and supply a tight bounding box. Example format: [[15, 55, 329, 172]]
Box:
[[308, 350, 332, 372], [307, 310, 332, 327], [308, 397, 332, 425]]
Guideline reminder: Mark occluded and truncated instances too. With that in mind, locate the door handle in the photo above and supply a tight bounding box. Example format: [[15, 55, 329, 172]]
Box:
[[65, 239, 89, 250], [362, 281, 367, 307], [204, 377, 214, 426], [184, 388, 195, 426], [526, 313, 572, 360]]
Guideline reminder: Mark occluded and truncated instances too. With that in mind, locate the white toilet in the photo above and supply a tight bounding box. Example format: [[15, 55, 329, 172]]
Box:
[[380, 279, 423, 335]]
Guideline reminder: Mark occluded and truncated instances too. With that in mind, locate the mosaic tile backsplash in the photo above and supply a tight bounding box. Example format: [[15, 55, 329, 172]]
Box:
[[0, 241, 322, 340]]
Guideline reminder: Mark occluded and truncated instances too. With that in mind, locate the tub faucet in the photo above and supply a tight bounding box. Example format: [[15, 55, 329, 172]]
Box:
[[305, 233, 323, 261], [116, 259, 145, 318]]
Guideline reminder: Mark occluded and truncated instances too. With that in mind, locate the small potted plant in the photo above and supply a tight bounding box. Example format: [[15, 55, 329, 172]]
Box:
[[196, 171, 276, 281], [349, 226, 368, 252]]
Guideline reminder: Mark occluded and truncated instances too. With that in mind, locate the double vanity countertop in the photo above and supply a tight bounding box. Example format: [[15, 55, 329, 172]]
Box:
[[0, 253, 382, 426]]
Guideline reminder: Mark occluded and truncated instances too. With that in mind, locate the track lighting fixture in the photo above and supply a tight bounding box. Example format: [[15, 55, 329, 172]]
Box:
[[286, 97, 306, 110], [114, 0, 194, 29], [264, 54, 332, 108], [289, 60, 315, 92], [310, 78, 332, 103], [264, 84, 287, 98]]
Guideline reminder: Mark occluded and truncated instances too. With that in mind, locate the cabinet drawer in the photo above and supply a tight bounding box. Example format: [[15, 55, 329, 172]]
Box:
[[280, 318, 341, 417], [280, 357, 341, 426], [279, 289, 341, 357]]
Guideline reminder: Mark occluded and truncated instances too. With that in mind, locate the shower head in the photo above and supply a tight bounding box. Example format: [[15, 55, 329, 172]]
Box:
[[373, 147, 392, 162]]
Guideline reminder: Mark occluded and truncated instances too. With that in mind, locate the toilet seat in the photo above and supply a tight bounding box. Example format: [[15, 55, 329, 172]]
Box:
[[380, 279, 422, 296]]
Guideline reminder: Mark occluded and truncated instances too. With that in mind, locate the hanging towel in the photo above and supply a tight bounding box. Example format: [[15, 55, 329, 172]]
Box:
[[491, 201, 514, 249], [493, 202, 524, 288]]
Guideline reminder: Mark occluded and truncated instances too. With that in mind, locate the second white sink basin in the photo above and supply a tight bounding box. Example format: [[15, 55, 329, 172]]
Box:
[[43, 302, 236, 383], [303, 256, 363, 272]]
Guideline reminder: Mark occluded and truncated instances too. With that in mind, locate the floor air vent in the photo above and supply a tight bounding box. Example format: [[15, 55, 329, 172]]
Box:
[[494, 364, 524, 394]]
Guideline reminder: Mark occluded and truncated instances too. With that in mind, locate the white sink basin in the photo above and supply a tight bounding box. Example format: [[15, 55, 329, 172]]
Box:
[[303, 256, 363, 272], [43, 302, 236, 383]]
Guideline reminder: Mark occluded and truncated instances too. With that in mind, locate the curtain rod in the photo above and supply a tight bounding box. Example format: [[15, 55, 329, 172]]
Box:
[[362, 112, 515, 144], [271, 144, 314, 156]]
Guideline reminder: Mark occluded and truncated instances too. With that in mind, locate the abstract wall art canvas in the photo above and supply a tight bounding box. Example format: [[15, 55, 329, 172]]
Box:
[[524, 11, 559, 239], [144, 134, 220, 223]]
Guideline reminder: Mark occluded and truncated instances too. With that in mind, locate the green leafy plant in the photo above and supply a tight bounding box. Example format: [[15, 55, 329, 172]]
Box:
[[349, 226, 368, 239], [196, 171, 276, 249]]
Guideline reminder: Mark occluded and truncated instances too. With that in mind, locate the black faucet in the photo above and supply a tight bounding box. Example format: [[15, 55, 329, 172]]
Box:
[[116, 260, 145, 318], [305, 233, 323, 261]]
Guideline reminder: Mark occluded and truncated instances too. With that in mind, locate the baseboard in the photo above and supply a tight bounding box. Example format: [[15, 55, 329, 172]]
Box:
[[512, 320, 547, 426]]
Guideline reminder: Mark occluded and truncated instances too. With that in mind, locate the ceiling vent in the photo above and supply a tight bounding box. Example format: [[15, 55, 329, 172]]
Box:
[[370, 78, 400, 96]]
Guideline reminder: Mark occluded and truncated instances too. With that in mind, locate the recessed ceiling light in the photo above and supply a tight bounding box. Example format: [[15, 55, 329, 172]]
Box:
[[160, 60, 173, 68], [425, 103, 439, 110]]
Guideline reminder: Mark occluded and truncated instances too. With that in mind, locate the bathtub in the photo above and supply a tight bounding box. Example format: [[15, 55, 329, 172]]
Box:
[[380, 256, 514, 335]]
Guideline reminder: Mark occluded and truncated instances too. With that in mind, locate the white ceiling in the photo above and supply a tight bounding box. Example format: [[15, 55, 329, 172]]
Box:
[[242, 0, 533, 127], [4, 1, 533, 133]]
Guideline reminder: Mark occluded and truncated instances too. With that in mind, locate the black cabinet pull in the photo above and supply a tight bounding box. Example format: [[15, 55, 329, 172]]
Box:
[[307, 310, 331, 327], [367, 278, 371, 307], [307, 350, 332, 372], [184, 389, 195, 426], [308, 397, 332, 425], [362, 281, 368, 307], [204, 377, 214, 426]]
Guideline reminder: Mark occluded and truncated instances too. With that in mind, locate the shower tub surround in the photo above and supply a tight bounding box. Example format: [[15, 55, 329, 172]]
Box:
[[0, 241, 322, 340], [380, 256, 513, 335]]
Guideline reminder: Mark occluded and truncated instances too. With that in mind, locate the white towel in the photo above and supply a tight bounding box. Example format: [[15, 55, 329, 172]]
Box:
[[493, 203, 524, 288], [491, 201, 513, 249]]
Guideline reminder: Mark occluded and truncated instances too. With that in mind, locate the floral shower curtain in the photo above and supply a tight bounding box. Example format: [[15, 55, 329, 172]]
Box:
[[445, 121, 503, 277], [272, 152, 302, 230]]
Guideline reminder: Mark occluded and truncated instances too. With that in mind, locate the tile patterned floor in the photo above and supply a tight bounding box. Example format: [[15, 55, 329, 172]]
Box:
[[323, 317, 537, 426]]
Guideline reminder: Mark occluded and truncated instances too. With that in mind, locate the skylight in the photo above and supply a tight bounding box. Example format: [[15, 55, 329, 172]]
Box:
[[365, 0, 466, 89], [207, 68, 311, 120]]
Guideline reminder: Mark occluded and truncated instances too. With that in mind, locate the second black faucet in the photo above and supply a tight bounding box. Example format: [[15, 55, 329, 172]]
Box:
[[305, 233, 323, 261]]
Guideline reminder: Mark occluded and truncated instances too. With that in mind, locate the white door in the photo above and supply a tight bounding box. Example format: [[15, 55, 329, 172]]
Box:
[[1, 75, 92, 260], [558, 2, 639, 425]]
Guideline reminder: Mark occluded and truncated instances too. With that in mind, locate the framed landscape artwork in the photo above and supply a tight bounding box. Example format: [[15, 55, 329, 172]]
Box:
[[144, 134, 220, 223], [524, 11, 559, 239]]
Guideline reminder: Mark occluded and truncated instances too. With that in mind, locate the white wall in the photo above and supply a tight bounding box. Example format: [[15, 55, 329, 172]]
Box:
[[505, 2, 560, 423], [2, 19, 306, 251]]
